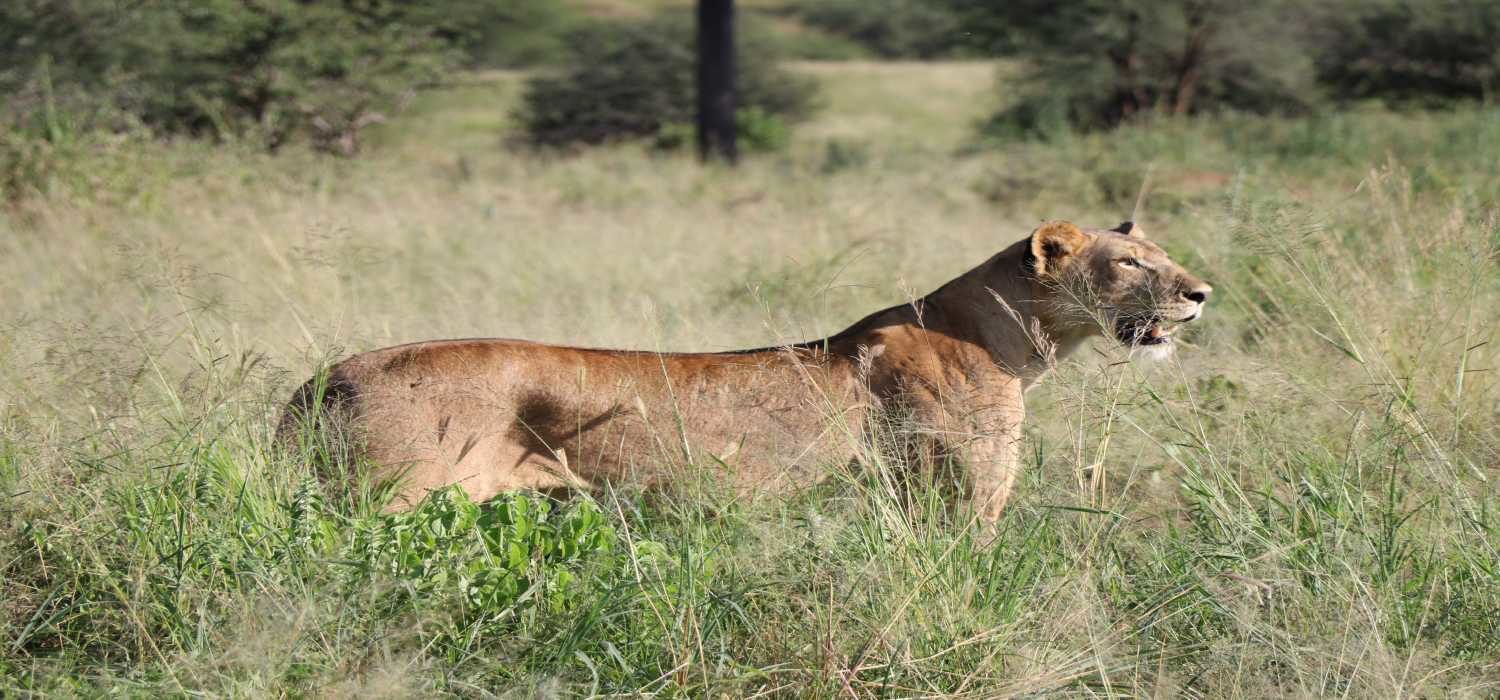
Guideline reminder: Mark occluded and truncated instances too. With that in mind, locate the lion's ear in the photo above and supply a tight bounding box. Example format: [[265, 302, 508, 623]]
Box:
[[1112, 220, 1145, 237], [1030, 220, 1089, 276]]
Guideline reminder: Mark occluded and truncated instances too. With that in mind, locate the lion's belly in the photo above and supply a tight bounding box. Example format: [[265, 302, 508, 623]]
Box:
[[337, 340, 866, 506]]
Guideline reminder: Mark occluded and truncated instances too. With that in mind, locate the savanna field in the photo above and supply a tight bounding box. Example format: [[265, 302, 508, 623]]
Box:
[[3, 60, 1500, 696]]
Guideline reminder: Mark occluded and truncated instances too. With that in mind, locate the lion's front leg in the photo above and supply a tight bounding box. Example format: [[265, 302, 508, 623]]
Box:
[[965, 420, 1023, 524], [953, 386, 1026, 527], [910, 383, 1025, 527]]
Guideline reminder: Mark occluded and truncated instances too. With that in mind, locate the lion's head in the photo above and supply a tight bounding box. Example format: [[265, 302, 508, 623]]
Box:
[[1027, 220, 1212, 355]]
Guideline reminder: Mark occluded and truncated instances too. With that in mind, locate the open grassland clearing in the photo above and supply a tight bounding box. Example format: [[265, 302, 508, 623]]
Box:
[[2, 62, 1499, 696]]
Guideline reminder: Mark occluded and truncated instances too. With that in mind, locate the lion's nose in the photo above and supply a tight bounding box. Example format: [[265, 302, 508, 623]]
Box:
[[1182, 284, 1211, 304]]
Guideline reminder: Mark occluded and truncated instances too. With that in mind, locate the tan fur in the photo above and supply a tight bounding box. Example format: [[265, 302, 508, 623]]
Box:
[[279, 221, 1211, 522]]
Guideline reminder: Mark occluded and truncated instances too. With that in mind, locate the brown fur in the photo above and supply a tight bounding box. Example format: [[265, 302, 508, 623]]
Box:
[[279, 221, 1211, 522]]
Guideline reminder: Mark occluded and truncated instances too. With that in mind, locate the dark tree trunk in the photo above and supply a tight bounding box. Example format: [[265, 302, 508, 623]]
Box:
[[1172, 6, 1211, 115], [1106, 8, 1149, 125], [697, 0, 737, 164]]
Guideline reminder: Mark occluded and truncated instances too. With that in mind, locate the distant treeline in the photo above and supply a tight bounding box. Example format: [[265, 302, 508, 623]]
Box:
[[1, 0, 570, 155], [971, 0, 1500, 136], [1, 0, 1496, 157], [792, 0, 1500, 134]]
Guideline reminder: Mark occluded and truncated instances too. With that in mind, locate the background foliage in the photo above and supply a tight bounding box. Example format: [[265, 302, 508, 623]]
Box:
[[0, 0, 480, 154], [4, 0, 1498, 159], [1315, 0, 1500, 105], [982, 0, 1500, 134], [516, 12, 818, 149], [982, 0, 1321, 135]]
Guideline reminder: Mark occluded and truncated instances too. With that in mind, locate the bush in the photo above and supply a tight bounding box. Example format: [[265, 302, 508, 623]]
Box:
[[0, 0, 462, 154], [348, 488, 622, 642], [0, 55, 154, 204], [1, 124, 99, 205], [982, 0, 1500, 138], [417, 0, 576, 68], [983, 0, 1321, 137], [1315, 0, 1500, 106], [517, 13, 819, 150], [790, 0, 967, 59]]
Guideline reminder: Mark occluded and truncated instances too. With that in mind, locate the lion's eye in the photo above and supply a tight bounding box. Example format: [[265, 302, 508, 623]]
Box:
[[1117, 258, 1142, 269]]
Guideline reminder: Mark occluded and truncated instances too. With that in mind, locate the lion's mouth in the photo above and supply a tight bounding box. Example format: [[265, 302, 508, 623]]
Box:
[[1116, 318, 1179, 347]]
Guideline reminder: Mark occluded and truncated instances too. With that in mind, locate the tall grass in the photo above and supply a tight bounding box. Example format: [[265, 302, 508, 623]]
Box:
[[2, 65, 1497, 695]]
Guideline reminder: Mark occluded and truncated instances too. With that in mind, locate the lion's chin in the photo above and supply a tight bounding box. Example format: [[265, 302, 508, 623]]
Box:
[[1129, 340, 1176, 363]]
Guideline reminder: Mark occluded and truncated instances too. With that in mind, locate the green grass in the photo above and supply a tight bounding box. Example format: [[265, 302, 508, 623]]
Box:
[[2, 62, 1499, 696]]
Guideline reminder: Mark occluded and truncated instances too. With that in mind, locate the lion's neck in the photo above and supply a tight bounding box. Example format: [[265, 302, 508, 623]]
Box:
[[822, 239, 1087, 388], [918, 240, 1087, 385]]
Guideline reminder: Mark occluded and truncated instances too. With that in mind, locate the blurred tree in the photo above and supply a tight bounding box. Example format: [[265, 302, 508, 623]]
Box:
[[942, 0, 1024, 56], [983, 0, 1321, 136], [0, 0, 461, 154], [1315, 0, 1500, 105]]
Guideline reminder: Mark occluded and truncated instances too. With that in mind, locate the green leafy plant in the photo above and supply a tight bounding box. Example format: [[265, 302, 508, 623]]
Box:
[[347, 487, 620, 632]]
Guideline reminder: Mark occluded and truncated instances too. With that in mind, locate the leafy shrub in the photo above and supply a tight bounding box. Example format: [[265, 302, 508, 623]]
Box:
[[790, 0, 967, 59], [0, 0, 462, 154], [1315, 0, 1500, 106], [347, 487, 620, 637], [735, 107, 794, 152], [517, 13, 818, 149], [1, 124, 66, 204], [0, 62, 150, 204], [984, 0, 1321, 137], [1, 126, 95, 205]]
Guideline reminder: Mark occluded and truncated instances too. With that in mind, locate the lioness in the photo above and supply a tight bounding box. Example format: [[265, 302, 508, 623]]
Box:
[[280, 220, 1210, 523]]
